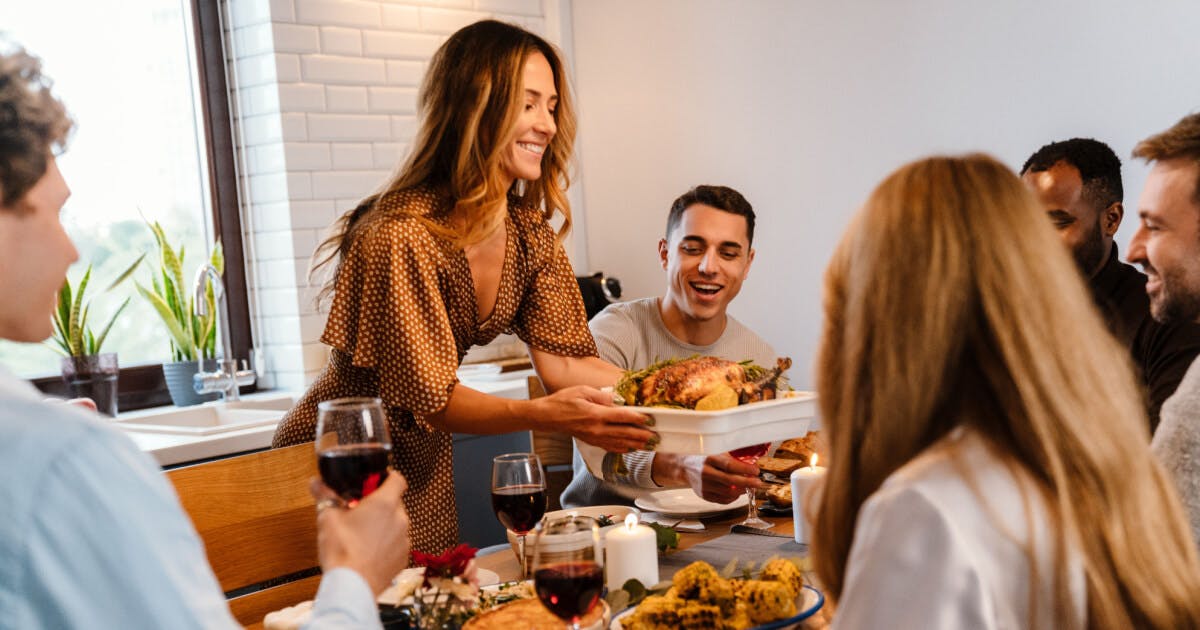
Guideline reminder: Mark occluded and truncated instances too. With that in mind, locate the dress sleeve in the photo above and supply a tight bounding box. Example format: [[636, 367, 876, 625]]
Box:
[[832, 486, 993, 630], [509, 217, 598, 358], [322, 219, 460, 423]]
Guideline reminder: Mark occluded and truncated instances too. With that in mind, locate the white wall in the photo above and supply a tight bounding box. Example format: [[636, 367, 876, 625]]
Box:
[[569, 0, 1200, 388]]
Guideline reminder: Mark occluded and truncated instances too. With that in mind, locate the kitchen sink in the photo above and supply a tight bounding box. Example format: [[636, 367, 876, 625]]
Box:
[[117, 406, 282, 436]]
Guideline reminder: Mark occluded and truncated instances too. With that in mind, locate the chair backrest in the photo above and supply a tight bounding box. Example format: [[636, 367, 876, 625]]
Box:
[[527, 375, 574, 511], [167, 442, 321, 627]]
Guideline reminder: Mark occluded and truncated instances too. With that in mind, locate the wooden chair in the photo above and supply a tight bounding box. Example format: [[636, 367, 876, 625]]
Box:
[[527, 375, 575, 511], [167, 443, 321, 628]]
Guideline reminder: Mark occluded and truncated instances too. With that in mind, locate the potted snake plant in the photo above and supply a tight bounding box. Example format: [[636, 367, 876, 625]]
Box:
[[50, 256, 143, 416], [134, 221, 224, 407]]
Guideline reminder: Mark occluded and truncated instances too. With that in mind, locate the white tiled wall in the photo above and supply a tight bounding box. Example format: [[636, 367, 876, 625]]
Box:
[[225, 0, 559, 391]]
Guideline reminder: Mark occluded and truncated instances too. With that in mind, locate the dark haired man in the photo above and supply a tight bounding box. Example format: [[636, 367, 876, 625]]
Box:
[[1021, 138, 1200, 432], [1128, 113, 1200, 545], [562, 185, 772, 508]]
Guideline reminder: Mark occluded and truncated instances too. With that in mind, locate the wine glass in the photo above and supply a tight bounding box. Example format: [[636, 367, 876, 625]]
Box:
[[533, 515, 604, 630], [491, 453, 547, 578], [729, 442, 771, 528], [315, 397, 391, 507]]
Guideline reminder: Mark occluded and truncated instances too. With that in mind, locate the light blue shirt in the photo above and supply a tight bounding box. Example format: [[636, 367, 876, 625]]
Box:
[[0, 370, 381, 629]]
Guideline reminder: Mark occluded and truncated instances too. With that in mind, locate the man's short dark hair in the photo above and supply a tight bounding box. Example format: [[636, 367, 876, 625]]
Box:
[[666, 185, 755, 245], [1133, 112, 1200, 209], [1020, 138, 1123, 210]]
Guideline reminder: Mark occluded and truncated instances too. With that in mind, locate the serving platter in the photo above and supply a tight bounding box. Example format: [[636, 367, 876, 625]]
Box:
[[611, 584, 824, 629], [629, 392, 820, 455], [635, 488, 749, 518]]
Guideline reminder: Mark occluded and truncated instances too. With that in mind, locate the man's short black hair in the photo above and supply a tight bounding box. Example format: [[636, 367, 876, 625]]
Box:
[[665, 185, 755, 245], [1020, 138, 1123, 210]]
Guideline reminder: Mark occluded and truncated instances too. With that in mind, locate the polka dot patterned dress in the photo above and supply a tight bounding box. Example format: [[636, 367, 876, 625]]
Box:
[[272, 186, 597, 554]]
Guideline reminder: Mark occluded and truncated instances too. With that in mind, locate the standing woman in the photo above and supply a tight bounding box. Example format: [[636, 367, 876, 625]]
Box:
[[273, 20, 653, 554], [813, 155, 1200, 628]]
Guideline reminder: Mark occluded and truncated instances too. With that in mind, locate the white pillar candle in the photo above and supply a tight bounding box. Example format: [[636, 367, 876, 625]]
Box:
[[791, 454, 827, 545], [604, 514, 659, 590]]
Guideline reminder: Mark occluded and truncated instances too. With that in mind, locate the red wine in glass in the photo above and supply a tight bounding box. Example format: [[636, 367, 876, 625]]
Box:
[[318, 443, 390, 504], [534, 561, 604, 622], [491, 484, 546, 534], [729, 442, 771, 528]]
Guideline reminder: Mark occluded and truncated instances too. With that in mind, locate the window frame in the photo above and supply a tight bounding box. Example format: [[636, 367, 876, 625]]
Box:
[[32, 0, 255, 410]]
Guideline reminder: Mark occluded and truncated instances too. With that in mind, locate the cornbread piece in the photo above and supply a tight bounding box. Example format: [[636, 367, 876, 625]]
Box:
[[755, 456, 806, 476], [760, 558, 805, 598], [731, 580, 795, 624], [775, 431, 819, 462], [766, 483, 792, 508], [671, 561, 733, 611], [621, 595, 726, 630]]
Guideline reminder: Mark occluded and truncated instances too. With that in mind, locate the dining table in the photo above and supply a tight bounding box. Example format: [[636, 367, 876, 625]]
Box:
[[475, 510, 833, 629]]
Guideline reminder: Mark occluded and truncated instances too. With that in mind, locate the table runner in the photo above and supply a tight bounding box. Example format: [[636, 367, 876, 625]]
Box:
[[659, 531, 807, 575]]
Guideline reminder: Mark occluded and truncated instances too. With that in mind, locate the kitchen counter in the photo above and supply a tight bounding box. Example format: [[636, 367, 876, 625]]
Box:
[[120, 370, 536, 468]]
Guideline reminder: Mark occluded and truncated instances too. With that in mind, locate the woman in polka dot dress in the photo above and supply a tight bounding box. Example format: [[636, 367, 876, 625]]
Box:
[[272, 20, 654, 554]]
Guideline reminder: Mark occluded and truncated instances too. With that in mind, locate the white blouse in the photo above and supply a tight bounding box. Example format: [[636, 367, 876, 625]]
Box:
[[832, 428, 1086, 630]]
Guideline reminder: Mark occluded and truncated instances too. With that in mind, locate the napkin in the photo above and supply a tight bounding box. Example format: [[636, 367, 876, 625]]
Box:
[[640, 511, 705, 532]]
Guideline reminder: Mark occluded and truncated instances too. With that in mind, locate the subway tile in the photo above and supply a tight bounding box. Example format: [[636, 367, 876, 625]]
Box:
[[390, 115, 418, 141], [234, 53, 278, 88], [257, 287, 303, 317], [289, 199, 339, 229], [301, 54, 386, 84], [252, 145, 288, 174], [281, 112, 308, 140], [276, 53, 302, 82], [272, 23, 320, 53], [307, 113, 392, 141], [269, 0, 296, 21], [331, 143, 375, 169], [303, 342, 332, 372], [288, 172, 314, 199], [240, 84, 281, 116], [240, 113, 283, 145], [284, 142, 333, 170], [254, 260, 302, 289], [476, 0, 542, 17], [419, 7, 489, 34], [295, 0, 381, 28], [362, 30, 441, 59], [230, 0, 272, 26], [235, 23, 274, 57], [381, 5, 421, 29], [249, 172, 290, 204], [253, 229, 300, 260], [367, 86, 417, 113], [320, 26, 363, 55], [311, 170, 390, 199], [278, 83, 326, 112], [300, 313, 327, 343], [373, 142, 406, 169], [385, 59, 424, 86], [325, 86, 369, 112], [252, 201, 294, 232]]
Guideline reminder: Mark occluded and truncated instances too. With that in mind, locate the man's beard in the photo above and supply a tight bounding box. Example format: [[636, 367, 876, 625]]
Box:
[[1074, 219, 1107, 277], [1151, 266, 1200, 323]]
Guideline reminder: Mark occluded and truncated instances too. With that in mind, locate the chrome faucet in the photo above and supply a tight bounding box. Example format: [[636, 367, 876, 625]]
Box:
[[192, 264, 255, 402]]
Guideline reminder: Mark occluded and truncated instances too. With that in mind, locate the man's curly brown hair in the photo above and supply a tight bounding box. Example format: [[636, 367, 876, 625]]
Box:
[[0, 43, 74, 210]]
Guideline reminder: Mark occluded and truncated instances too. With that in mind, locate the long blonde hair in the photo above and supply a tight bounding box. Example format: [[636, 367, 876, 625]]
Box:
[[311, 20, 576, 300], [812, 154, 1200, 628]]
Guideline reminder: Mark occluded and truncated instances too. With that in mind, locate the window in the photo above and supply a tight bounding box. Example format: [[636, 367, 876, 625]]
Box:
[[0, 0, 251, 408]]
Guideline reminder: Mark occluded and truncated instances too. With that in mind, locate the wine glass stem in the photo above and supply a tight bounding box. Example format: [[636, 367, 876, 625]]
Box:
[[518, 533, 527, 579], [746, 487, 756, 522]]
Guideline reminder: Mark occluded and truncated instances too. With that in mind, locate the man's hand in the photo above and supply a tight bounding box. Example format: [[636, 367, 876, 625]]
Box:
[[656, 453, 762, 504], [534, 385, 656, 453], [311, 471, 410, 594]]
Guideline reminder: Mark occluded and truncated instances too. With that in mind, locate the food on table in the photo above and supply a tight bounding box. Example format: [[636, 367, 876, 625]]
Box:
[[621, 560, 803, 629], [754, 456, 807, 477], [765, 483, 792, 509], [615, 356, 792, 409], [774, 431, 821, 462], [463, 597, 605, 629]]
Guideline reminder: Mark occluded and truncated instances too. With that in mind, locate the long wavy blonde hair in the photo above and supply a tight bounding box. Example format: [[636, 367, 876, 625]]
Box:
[[812, 154, 1200, 628], [311, 20, 576, 300]]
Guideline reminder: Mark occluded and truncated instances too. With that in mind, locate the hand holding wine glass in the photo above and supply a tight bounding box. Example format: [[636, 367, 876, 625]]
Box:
[[533, 515, 605, 630], [728, 442, 770, 529], [315, 397, 391, 507], [491, 453, 547, 578]]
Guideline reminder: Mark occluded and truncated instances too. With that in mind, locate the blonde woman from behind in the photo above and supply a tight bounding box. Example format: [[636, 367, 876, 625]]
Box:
[[812, 154, 1200, 629]]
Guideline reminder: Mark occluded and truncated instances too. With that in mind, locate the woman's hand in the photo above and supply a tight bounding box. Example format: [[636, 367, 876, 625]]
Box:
[[534, 385, 656, 453], [652, 452, 762, 504]]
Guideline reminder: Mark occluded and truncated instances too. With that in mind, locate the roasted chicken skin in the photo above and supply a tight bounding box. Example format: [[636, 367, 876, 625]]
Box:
[[617, 356, 792, 408]]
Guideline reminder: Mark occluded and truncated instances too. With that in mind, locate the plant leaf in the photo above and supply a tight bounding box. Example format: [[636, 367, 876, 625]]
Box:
[[104, 253, 146, 291], [68, 266, 93, 356], [210, 240, 224, 275], [136, 282, 196, 360], [93, 297, 130, 353]]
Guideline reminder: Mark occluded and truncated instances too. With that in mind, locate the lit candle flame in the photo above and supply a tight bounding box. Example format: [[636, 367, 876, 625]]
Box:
[[810, 453, 819, 470], [624, 513, 638, 530]]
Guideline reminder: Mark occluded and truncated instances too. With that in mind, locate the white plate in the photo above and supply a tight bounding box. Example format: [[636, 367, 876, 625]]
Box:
[[476, 568, 500, 587], [632, 392, 820, 455], [635, 488, 748, 518], [612, 584, 824, 629]]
